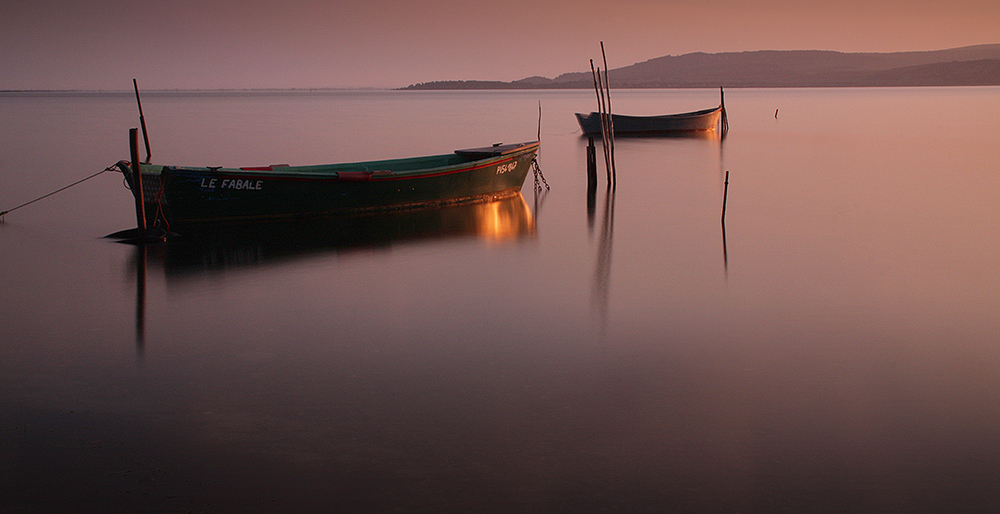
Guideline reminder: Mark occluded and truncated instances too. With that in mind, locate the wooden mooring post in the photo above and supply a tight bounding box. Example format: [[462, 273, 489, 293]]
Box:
[[129, 128, 147, 233], [589, 42, 617, 188], [721, 170, 730, 273], [721, 170, 730, 223], [587, 137, 597, 187]]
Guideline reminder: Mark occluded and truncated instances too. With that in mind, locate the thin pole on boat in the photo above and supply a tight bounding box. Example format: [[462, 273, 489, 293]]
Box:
[[537, 100, 542, 143], [601, 41, 616, 186], [133, 79, 151, 163], [129, 128, 147, 233], [720, 86, 729, 133]]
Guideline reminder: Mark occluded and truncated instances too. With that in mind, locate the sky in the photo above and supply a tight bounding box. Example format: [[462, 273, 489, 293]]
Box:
[[1, 0, 998, 90]]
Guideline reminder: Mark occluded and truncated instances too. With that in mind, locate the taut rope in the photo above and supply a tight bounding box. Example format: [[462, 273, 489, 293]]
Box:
[[0, 164, 119, 221]]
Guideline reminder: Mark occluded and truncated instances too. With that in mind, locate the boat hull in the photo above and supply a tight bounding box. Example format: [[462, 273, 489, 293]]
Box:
[[575, 107, 722, 136], [129, 142, 539, 228]]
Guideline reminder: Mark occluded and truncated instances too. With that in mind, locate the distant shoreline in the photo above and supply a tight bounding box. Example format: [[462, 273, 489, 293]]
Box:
[[5, 45, 998, 93], [402, 47, 1000, 90]]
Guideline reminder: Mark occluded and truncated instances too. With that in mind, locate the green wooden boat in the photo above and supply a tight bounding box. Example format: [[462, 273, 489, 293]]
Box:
[[118, 141, 540, 230]]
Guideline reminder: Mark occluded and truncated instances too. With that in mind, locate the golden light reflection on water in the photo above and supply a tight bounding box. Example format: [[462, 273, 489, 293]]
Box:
[[474, 194, 535, 242]]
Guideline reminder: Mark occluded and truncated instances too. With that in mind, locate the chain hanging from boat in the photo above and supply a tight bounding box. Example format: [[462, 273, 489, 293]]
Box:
[[531, 158, 549, 194]]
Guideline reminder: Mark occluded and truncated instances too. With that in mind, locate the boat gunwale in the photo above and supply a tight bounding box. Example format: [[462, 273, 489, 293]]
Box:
[[160, 141, 540, 181]]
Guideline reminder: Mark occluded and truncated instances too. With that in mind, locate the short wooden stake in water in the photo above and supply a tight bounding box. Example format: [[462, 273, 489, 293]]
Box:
[[721, 170, 730, 223], [722, 170, 730, 273], [129, 128, 147, 233]]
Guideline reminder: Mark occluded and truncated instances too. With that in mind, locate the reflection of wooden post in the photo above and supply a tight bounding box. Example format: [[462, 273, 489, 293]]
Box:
[[129, 128, 147, 233], [587, 137, 597, 230], [587, 137, 597, 186], [135, 245, 146, 353]]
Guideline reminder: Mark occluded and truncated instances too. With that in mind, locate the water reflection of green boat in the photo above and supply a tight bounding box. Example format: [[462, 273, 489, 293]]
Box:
[[118, 141, 539, 230], [141, 193, 536, 276]]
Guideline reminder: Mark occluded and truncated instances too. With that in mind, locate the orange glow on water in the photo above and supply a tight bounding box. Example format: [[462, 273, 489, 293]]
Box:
[[475, 194, 536, 242]]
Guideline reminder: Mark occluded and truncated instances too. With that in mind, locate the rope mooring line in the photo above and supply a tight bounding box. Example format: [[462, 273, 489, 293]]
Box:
[[0, 165, 118, 220]]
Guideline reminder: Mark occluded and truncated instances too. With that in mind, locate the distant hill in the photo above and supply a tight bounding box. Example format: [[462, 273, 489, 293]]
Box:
[[401, 45, 1000, 89]]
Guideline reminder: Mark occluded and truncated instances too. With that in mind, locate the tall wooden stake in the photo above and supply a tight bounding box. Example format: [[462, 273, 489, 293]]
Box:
[[597, 67, 612, 185], [601, 41, 616, 186], [590, 60, 611, 184], [133, 79, 151, 163], [129, 128, 147, 233]]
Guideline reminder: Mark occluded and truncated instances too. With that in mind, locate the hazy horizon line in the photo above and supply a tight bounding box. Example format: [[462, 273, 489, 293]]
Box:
[[4, 44, 997, 93]]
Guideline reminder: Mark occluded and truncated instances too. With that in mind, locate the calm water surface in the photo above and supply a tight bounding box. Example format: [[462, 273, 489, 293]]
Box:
[[2, 87, 999, 512]]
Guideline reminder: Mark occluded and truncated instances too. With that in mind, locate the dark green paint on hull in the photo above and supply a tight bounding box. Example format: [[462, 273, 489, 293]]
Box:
[[125, 142, 539, 230]]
